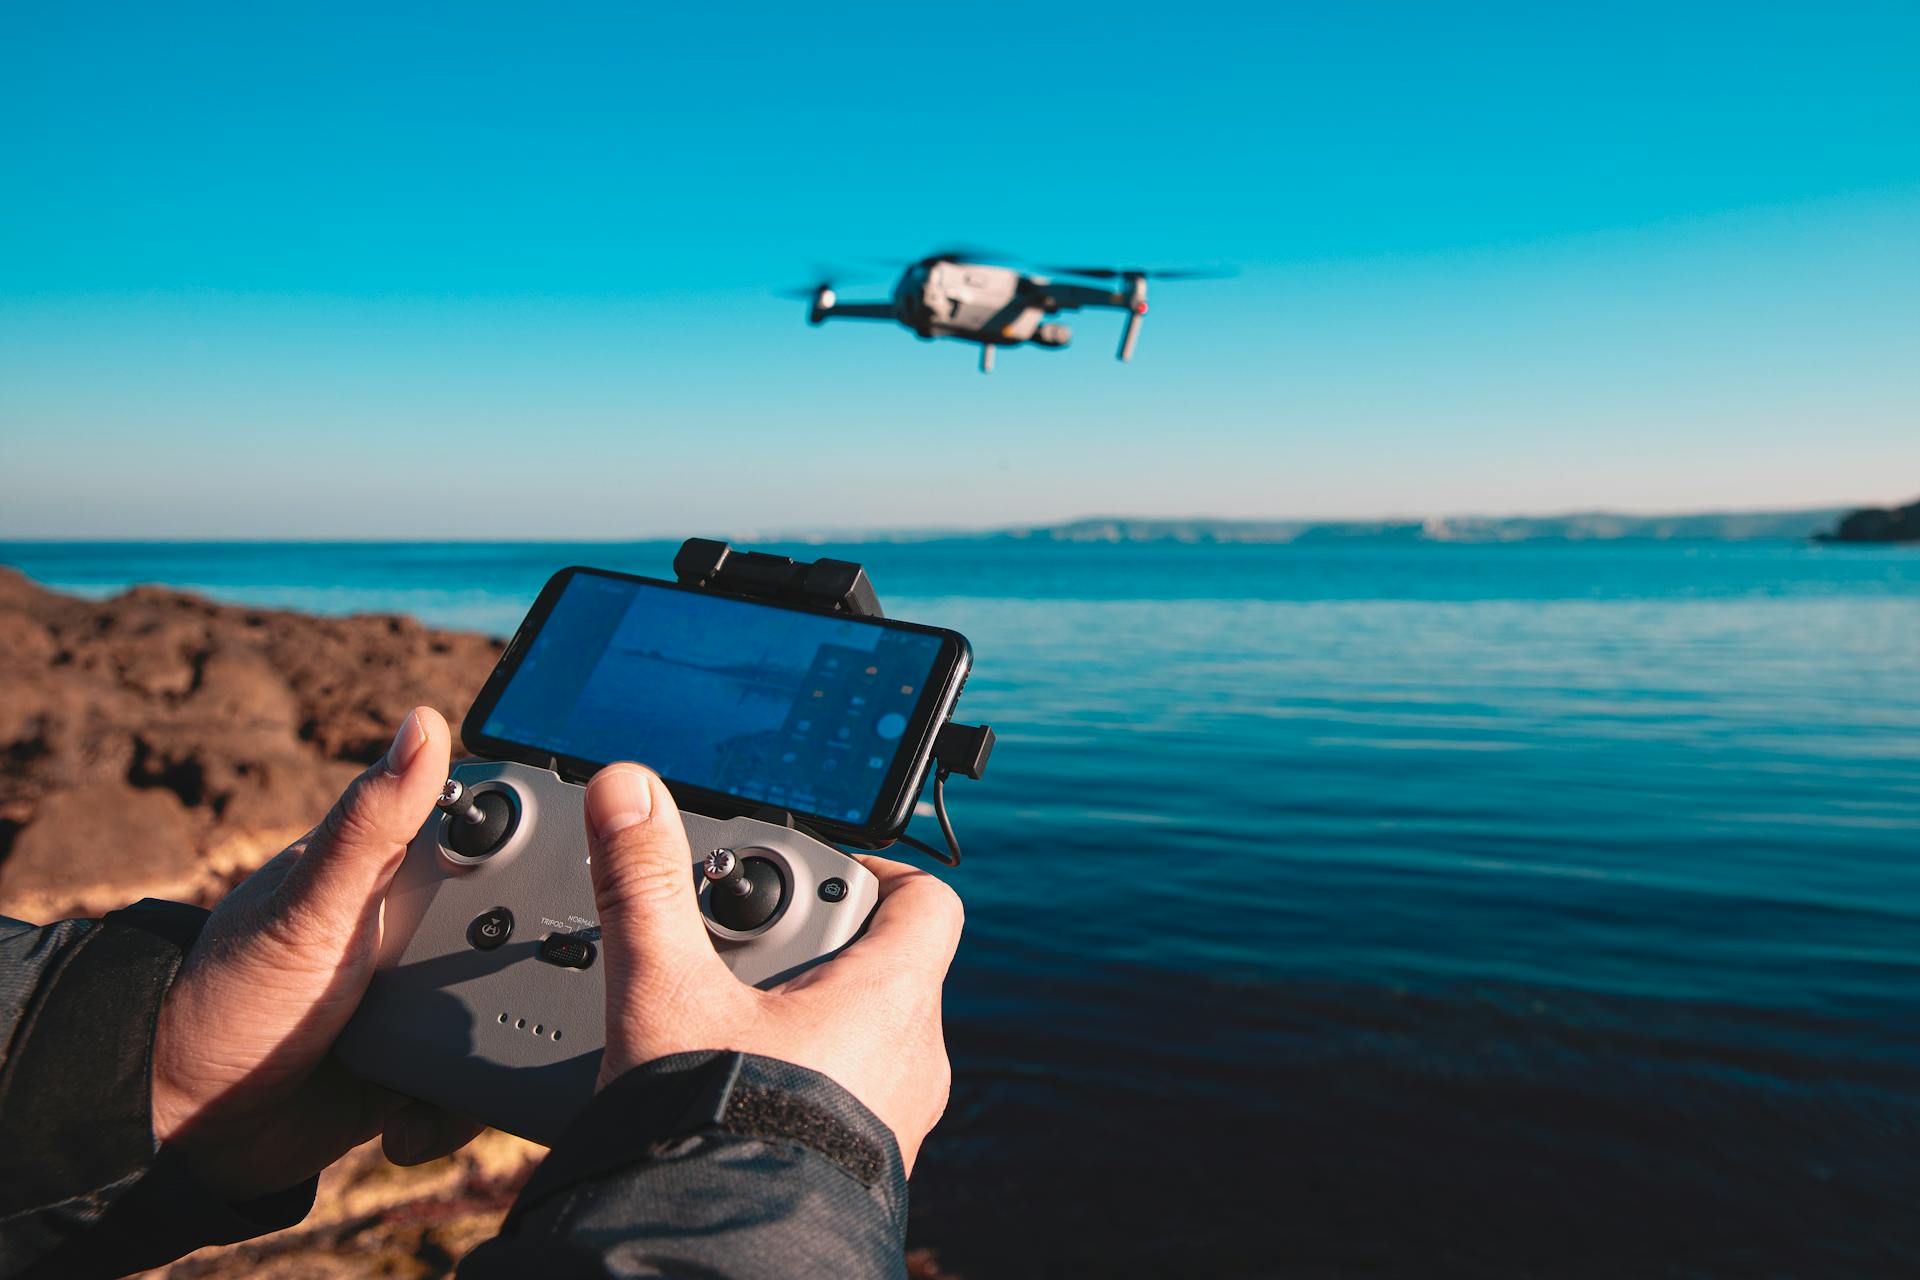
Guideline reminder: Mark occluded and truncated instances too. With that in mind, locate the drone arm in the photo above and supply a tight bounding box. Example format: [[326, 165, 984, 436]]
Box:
[[816, 301, 897, 322], [1038, 282, 1130, 311]]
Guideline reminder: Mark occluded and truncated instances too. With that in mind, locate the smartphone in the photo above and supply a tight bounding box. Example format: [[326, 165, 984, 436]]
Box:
[[463, 566, 972, 847]]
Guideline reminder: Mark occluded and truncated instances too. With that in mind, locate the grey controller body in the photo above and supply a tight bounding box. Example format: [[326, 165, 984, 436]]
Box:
[[335, 759, 880, 1145]]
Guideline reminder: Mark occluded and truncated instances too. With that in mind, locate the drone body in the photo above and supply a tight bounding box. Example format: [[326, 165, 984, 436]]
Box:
[[796, 251, 1225, 372]]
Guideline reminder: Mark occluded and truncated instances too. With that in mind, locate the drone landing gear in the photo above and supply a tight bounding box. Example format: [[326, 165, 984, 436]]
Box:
[[1117, 275, 1149, 362], [979, 345, 995, 374]]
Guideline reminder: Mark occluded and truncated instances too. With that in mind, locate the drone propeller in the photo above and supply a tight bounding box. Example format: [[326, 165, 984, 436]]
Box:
[[775, 261, 888, 299], [865, 245, 1019, 269], [1040, 264, 1237, 281], [775, 270, 853, 327], [923, 244, 1015, 264]]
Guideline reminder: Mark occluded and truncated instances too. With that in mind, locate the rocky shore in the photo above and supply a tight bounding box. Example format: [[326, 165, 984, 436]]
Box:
[[0, 566, 503, 923], [1818, 496, 1920, 542], [0, 568, 954, 1279]]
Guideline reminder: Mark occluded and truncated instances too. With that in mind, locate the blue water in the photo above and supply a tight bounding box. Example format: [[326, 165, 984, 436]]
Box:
[[6, 540, 1919, 1277]]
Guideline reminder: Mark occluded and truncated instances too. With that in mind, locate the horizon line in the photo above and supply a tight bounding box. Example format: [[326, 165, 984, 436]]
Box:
[[0, 496, 1907, 546]]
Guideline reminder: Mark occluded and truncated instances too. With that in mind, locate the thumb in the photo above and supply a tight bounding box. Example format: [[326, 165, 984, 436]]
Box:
[[275, 706, 451, 927], [584, 764, 730, 997]]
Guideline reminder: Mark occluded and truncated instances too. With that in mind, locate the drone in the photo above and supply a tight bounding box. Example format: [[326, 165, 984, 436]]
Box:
[[784, 250, 1232, 372]]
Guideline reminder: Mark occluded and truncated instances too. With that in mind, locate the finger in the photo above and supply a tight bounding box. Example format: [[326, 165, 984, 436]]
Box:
[[382, 1101, 486, 1167], [275, 706, 452, 927], [826, 854, 965, 981], [584, 764, 730, 988]]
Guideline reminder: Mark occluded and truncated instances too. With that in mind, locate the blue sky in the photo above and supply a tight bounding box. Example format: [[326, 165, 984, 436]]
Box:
[[2, 1, 1917, 538]]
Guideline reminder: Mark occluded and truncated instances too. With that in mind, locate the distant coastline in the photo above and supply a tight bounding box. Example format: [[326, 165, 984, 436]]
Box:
[[1815, 497, 1920, 544], [9, 502, 1918, 548], [764, 505, 1862, 545]]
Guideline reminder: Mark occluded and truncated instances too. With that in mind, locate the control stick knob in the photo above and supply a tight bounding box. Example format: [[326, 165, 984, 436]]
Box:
[[702, 848, 785, 931], [438, 779, 516, 859]]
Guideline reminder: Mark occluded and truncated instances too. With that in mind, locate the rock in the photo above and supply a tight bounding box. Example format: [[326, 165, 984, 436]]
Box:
[[1, 781, 202, 908], [152, 1131, 545, 1279], [211, 753, 361, 842], [1818, 497, 1920, 543], [0, 611, 57, 668], [187, 649, 304, 732], [0, 568, 502, 919]]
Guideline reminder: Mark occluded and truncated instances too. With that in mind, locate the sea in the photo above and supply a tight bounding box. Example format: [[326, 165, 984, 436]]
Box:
[[4, 538, 1917, 1279]]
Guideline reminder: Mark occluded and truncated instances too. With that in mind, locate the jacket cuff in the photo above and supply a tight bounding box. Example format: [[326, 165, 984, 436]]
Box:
[[509, 1050, 908, 1234], [0, 900, 317, 1277], [17, 1147, 317, 1279], [0, 901, 203, 1218]]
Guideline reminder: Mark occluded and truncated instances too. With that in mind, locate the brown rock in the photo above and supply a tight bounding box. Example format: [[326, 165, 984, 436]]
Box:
[[185, 648, 304, 732], [146, 1132, 543, 1279], [0, 569, 502, 920], [1, 781, 202, 904], [111, 615, 210, 698], [0, 610, 57, 669], [0, 566, 43, 607], [212, 753, 361, 840]]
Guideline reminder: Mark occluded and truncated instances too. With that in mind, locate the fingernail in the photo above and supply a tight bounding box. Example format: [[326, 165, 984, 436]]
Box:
[[392, 1110, 433, 1163], [587, 765, 653, 839], [384, 708, 426, 776]]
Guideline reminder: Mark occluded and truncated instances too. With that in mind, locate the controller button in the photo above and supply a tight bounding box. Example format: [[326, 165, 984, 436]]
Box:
[[468, 908, 514, 951], [818, 878, 848, 903], [537, 934, 596, 969]]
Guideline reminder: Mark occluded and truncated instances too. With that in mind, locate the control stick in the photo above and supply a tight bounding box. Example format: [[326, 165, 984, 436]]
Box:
[[702, 848, 785, 931], [438, 778, 516, 858]]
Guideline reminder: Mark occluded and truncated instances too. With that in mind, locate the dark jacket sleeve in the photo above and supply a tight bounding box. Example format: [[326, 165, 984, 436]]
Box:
[[460, 1050, 910, 1280], [0, 900, 315, 1278]]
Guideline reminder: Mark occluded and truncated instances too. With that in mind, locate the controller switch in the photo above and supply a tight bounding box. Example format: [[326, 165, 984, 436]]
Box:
[[537, 934, 595, 969]]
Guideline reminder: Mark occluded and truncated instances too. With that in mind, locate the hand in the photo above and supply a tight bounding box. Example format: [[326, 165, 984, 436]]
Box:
[[151, 708, 483, 1200], [584, 763, 964, 1174]]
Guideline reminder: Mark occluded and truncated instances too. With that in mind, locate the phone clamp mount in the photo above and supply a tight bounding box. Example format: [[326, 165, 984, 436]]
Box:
[[673, 537, 993, 866]]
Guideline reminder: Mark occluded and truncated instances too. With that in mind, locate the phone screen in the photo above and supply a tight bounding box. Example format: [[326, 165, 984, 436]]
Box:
[[469, 569, 964, 836]]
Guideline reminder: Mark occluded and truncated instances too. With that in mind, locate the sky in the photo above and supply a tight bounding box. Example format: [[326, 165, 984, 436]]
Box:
[[2, 1, 1917, 539]]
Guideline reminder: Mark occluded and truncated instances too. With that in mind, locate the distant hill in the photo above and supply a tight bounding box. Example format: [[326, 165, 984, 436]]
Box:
[[758, 505, 1877, 545], [1817, 498, 1920, 543], [1000, 508, 1852, 544]]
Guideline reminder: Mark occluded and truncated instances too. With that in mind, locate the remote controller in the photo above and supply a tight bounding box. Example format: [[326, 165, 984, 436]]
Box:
[[335, 759, 880, 1144]]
